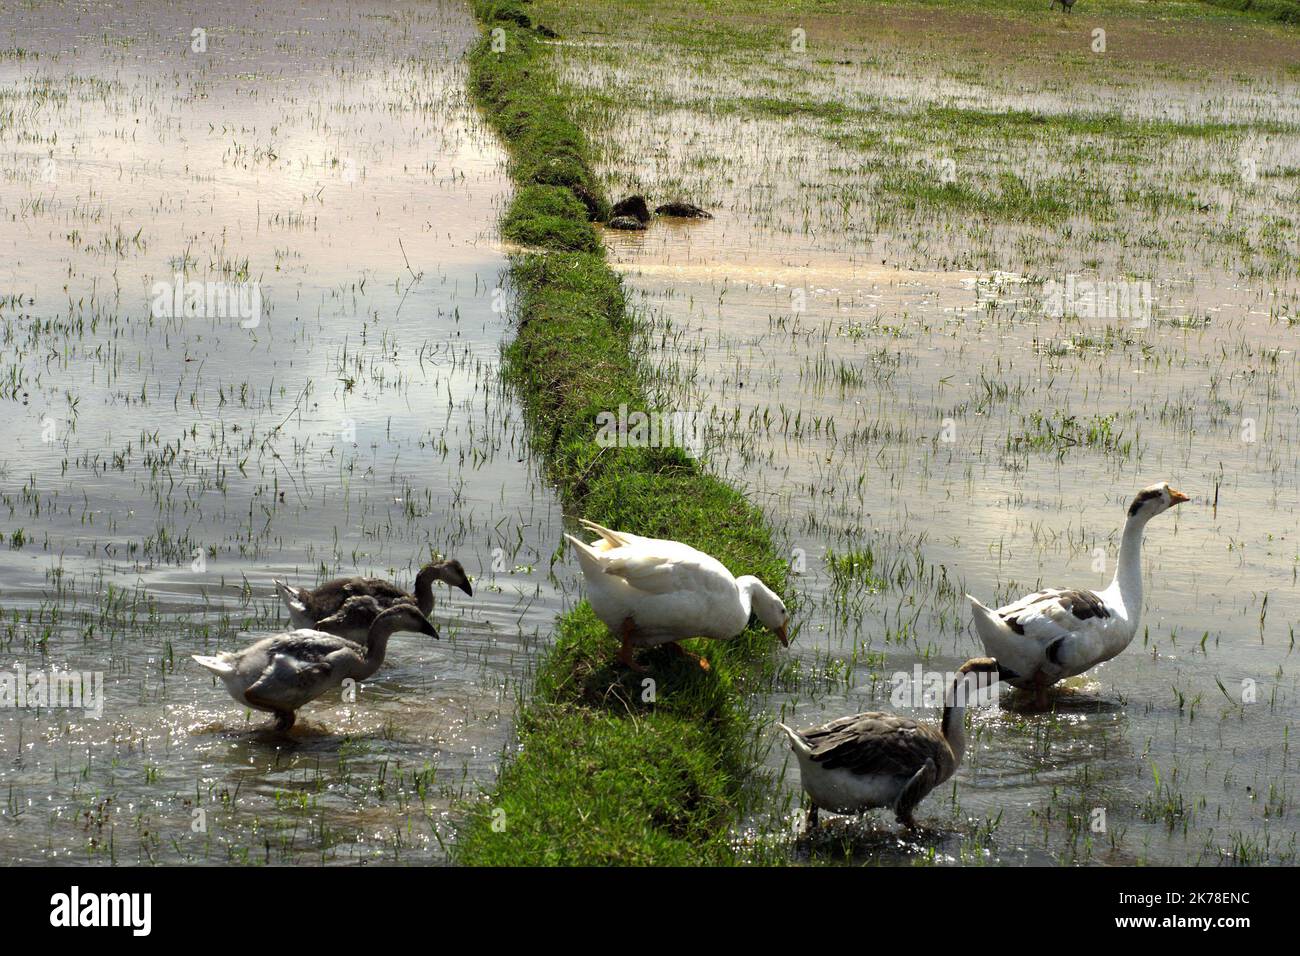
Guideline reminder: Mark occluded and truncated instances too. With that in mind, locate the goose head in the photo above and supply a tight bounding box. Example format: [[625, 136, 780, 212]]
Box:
[[317, 595, 386, 637], [1126, 482, 1190, 521], [370, 602, 440, 641], [946, 657, 1019, 708], [420, 559, 473, 597], [941, 658, 1015, 758], [742, 577, 791, 647], [957, 656, 1018, 690]]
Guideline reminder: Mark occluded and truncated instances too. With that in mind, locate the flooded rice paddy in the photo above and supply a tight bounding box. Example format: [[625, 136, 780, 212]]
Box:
[[542, 1, 1299, 863], [0, 0, 571, 863], [2, 0, 1296, 868]]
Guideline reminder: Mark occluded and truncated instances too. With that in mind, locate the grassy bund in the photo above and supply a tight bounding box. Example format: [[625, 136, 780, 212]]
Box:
[[454, 1, 788, 864], [1203, 0, 1300, 23]]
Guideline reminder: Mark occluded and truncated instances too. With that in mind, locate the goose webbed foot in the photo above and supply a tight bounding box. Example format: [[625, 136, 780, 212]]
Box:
[[246, 688, 297, 734], [668, 641, 710, 671]]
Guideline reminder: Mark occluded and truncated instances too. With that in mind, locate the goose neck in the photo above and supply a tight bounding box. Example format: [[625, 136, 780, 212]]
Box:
[[1112, 513, 1148, 605], [360, 625, 393, 673], [941, 675, 969, 765], [735, 575, 758, 617], [413, 568, 435, 616]]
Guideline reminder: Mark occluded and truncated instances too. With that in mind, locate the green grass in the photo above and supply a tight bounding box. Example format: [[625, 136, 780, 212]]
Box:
[[881, 169, 1100, 225], [920, 105, 1297, 141], [455, 1, 787, 865], [502, 184, 602, 252], [1200, 0, 1300, 23], [1008, 410, 1135, 458]]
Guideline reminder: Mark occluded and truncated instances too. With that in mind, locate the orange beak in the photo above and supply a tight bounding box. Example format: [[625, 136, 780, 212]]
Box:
[[1169, 488, 1191, 505], [776, 623, 790, 647]]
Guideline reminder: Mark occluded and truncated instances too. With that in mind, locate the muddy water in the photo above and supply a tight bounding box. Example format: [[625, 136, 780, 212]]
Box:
[[624, 256, 1297, 863], [0, 0, 564, 864], [566, 18, 1299, 862]]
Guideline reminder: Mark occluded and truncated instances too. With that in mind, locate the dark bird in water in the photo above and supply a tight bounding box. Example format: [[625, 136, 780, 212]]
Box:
[[275, 560, 472, 643], [193, 598, 438, 732], [780, 658, 1014, 829], [610, 195, 651, 223], [654, 201, 712, 219]]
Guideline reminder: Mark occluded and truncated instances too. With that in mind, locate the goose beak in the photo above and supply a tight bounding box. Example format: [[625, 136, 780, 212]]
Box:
[[776, 624, 789, 647], [458, 579, 474, 597], [421, 618, 440, 640], [996, 665, 1021, 683], [1169, 489, 1190, 505]]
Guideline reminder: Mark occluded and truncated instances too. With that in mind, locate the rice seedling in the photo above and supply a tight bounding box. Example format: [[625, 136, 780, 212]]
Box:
[[523, 0, 1300, 865]]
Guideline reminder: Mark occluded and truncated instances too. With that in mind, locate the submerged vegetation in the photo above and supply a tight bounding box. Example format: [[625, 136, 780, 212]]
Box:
[[510, 0, 1298, 865], [0, 0, 558, 864], [0, 0, 1295, 870], [455, 1, 787, 865]]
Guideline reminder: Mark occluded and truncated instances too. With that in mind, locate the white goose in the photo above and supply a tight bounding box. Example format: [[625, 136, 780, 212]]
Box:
[[192, 597, 437, 732], [563, 519, 789, 671], [967, 481, 1189, 707]]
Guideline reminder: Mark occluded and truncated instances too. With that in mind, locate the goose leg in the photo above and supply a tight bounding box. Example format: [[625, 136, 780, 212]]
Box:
[[617, 618, 648, 673], [895, 758, 937, 830], [669, 641, 710, 671], [246, 689, 296, 733], [806, 803, 820, 831]]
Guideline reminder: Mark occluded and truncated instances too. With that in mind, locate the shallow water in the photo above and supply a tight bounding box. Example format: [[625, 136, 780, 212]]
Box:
[[554, 4, 1299, 864], [0, 0, 565, 864]]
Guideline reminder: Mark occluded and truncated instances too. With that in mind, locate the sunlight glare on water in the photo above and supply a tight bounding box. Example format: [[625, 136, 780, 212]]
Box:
[[0, 0, 566, 864]]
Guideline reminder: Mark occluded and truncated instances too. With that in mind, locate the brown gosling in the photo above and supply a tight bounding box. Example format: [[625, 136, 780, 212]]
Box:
[[193, 598, 437, 733], [274, 559, 472, 642]]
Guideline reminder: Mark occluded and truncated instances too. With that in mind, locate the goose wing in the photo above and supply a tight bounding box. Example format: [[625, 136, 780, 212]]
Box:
[[310, 577, 413, 617], [274, 580, 309, 614], [344, 578, 414, 606], [578, 519, 639, 550], [244, 633, 358, 701], [995, 588, 1112, 644], [797, 712, 949, 777], [598, 541, 730, 596]]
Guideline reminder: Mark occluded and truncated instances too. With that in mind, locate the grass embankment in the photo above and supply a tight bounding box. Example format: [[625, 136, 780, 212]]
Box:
[[1200, 0, 1300, 23], [454, 1, 787, 864]]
